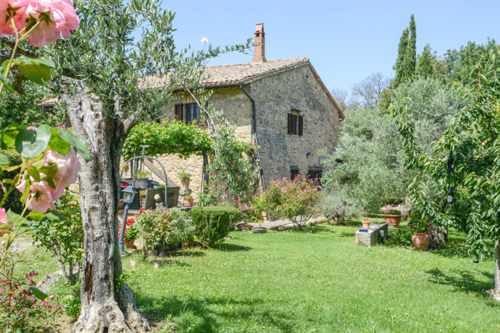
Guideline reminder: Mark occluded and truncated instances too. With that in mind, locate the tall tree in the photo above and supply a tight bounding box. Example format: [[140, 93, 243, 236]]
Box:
[[404, 15, 417, 80], [416, 45, 434, 78], [393, 28, 409, 88]]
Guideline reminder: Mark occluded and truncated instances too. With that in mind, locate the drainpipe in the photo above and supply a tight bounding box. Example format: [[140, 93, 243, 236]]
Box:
[[240, 84, 269, 219]]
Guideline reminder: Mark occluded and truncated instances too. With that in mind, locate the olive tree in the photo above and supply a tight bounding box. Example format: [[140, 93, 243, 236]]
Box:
[[37, 0, 250, 331]]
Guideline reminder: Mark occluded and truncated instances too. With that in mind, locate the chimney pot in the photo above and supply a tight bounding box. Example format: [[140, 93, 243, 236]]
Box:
[[252, 23, 267, 63]]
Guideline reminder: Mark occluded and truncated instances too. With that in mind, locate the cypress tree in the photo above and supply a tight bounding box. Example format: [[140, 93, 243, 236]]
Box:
[[404, 14, 417, 79], [416, 45, 434, 78], [394, 28, 409, 88]]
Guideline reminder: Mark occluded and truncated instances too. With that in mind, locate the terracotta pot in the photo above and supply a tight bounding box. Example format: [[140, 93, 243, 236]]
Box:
[[412, 232, 430, 251], [361, 220, 371, 229], [124, 239, 136, 249], [384, 215, 402, 227], [119, 199, 124, 209], [183, 198, 194, 207]]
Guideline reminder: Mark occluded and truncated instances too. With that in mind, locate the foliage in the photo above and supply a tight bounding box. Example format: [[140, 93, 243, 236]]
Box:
[[122, 121, 213, 160], [410, 220, 432, 233], [51, 280, 81, 321], [176, 168, 192, 181], [320, 107, 407, 214], [322, 193, 362, 224], [197, 182, 220, 207], [253, 175, 323, 228], [134, 170, 151, 179], [0, 149, 23, 214], [385, 225, 414, 246], [135, 208, 193, 258], [393, 27, 409, 89], [416, 44, 434, 78], [29, 191, 84, 284], [0, 246, 60, 332], [391, 47, 500, 265], [380, 208, 401, 215], [443, 38, 498, 86], [394, 15, 416, 88], [190, 206, 240, 247]]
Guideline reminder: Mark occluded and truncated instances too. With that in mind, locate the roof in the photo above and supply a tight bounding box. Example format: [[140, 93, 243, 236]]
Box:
[[38, 58, 344, 118]]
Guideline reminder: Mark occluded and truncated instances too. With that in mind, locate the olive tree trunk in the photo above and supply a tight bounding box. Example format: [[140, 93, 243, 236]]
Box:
[[62, 86, 149, 332]]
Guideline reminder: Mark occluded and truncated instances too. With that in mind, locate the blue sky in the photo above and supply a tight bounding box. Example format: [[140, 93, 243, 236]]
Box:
[[161, 0, 500, 92]]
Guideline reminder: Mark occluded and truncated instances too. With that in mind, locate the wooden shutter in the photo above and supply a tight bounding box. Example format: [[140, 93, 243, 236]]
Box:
[[287, 113, 293, 134], [174, 103, 184, 122], [298, 116, 303, 136]]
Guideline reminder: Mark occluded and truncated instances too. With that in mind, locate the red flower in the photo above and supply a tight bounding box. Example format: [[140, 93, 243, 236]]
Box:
[[139, 208, 144, 213]]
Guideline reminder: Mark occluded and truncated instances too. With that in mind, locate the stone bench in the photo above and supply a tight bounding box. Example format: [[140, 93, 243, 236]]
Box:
[[355, 222, 388, 247]]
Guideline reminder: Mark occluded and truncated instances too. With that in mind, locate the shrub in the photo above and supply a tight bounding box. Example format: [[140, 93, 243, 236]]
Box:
[[29, 191, 84, 285], [322, 193, 363, 224], [136, 208, 193, 258], [254, 175, 323, 228], [380, 208, 402, 215], [51, 280, 81, 321], [385, 226, 414, 246], [190, 206, 240, 247]]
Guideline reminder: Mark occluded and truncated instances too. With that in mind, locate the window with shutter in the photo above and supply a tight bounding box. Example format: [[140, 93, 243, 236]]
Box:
[[174, 103, 184, 122], [298, 116, 303, 136], [287, 113, 293, 134], [185, 104, 200, 124]]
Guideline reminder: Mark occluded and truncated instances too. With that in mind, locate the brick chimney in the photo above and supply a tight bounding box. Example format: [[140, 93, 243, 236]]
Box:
[[252, 23, 267, 63]]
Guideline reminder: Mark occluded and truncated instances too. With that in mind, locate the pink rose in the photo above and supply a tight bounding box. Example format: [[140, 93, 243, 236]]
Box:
[[16, 179, 64, 213], [0, 208, 9, 225], [42, 148, 81, 188], [26, 126, 38, 130], [0, 1, 24, 35], [19, 0, 80, 47]]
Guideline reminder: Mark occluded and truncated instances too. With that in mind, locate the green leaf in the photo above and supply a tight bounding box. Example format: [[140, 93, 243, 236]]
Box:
[[29, 287, 48, 301], [15, 125, 51, 158], [2, 123, 20, 148], [0, 225, 11, 234], [0, 153, 8, 165], [27, 210, 46, 221], [0, 72, 15, 93], [26, 165, 41, 182], [58, 129, 90, 162], [45, 210, 66, 223], [25, 58, 56, 68], [17, 62, 51, 85], [39, 163, 58, 179], [49, 128, 71, 155]]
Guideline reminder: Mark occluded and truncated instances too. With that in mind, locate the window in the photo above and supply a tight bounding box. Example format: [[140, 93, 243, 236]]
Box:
[[307, 169, 323, 184], [174, 103, 200, 124], [287, 112, 303, 136], [290, 166, 300, 180]]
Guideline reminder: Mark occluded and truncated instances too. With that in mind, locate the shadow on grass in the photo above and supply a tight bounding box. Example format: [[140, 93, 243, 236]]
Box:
[[218, 243, 252, 252], [138, 295, 296, 333], [425, 268, 496, 298], [278, 224, 336, 234]]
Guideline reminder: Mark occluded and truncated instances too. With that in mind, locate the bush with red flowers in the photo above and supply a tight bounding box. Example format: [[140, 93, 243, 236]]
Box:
[[119, 218, 139, 242]]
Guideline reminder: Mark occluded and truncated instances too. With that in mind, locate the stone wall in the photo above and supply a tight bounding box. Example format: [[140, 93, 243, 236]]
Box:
[[249, 64, 340, 184], [154, 87, 253, 196]]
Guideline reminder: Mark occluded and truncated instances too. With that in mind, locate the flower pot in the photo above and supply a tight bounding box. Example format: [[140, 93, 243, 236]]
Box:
[[119, 199, 124, 209], [183, 198, 194, 207], [384, 215, 402, 227], [361, 220, 371, 229], [124, 239, 136, 249], [180, 179, 191, 190], [412, 232, 429, 251]]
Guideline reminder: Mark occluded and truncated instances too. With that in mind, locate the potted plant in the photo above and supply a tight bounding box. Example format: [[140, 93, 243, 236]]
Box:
[[176, 169, 192, 190], [134, 170, 152, 189], [139, 190, 146, 205], [410, 220, 431, 251], [381, 208, 402, 227], [361, 217, 371, 230], [120, 219, 139, 249], [183, 194, 194, 207]]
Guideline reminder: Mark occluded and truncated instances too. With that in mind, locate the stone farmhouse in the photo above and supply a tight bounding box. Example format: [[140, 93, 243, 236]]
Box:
[[153, 23, 344, 194]]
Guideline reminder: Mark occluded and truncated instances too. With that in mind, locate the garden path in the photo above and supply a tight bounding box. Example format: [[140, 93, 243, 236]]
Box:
[[247, 215, 325, 230]]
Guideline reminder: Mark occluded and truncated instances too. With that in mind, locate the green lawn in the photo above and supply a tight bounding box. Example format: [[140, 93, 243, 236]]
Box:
[[122, 225, 500, 333]]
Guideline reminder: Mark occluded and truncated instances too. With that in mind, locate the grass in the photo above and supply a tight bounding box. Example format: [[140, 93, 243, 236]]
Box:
[[119, 225, 500, 333]]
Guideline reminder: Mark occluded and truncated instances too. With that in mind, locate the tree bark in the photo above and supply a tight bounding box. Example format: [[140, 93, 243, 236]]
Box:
[[427, 223, 447, 250], [62, 86, 149, 332]]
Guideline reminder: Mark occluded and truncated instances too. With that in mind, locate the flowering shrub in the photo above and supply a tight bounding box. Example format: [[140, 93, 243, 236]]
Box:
[[0, 246, 61, 332], [409, 220, 432, 233], [135, 208, 194, 258], [255, 175, 323, 228], [380, 208, 402, 215]]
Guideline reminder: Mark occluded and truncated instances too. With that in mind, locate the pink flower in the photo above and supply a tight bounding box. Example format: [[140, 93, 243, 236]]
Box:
[[0, 1, 24, 35], [16, 179, 64, 213], [49, 294, 54, 299], [42, 148, 81, 188], [26, 126, 38, 130], [0, 241, 4, 247], [30, 297, 35, 302], [0, 208, 9, 225], [19, 0, 80, 47]]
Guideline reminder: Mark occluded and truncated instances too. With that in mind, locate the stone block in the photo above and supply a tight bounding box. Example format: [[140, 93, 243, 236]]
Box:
[[355, 223, 388, 247]]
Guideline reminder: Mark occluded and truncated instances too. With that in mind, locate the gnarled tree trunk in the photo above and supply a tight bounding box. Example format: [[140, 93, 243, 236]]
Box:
[[63, 86, 149, 332]]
